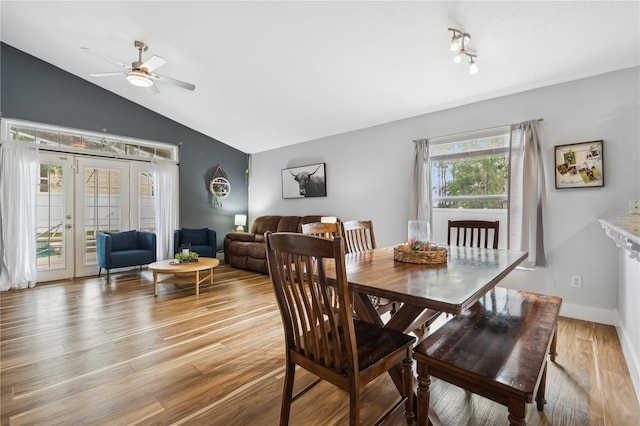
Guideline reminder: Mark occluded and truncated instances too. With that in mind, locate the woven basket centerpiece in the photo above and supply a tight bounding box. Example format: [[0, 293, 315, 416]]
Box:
[[394, 241, 447, 265]]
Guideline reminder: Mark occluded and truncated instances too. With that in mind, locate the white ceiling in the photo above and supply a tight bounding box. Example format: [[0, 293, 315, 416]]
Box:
[[1, 1, 639, 154]]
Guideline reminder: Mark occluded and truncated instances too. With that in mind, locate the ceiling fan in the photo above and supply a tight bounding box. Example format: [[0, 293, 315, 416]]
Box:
[[81, 40, 195, 93]]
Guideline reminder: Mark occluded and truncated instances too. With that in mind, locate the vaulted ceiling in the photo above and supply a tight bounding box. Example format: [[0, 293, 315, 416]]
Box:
[[2, 1, 638, 153]]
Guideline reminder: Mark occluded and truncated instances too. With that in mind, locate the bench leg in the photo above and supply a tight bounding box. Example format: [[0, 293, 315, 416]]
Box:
[[507, 400, 527, 425], [416, 362, 431, 426], [536, 362, 548, 411]]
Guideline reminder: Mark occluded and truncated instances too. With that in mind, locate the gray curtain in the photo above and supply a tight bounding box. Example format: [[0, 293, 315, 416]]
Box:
[[508, 120, 546, 268], [409, 139, 431, 222]]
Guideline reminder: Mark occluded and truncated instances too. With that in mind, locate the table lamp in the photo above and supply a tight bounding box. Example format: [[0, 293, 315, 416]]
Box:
[[235, 214, 247, 232]]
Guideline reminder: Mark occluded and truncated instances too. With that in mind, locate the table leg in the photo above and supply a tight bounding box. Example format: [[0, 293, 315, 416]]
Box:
[[549, 328, 558, 362], [209, 267, 214, 287], [153, 271, 158, 296], [195, 270, 200, 295]]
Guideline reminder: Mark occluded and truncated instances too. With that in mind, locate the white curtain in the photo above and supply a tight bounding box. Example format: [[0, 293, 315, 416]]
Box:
[[409, 139, 431, 222], [0, 144, 38, 291], [152, 161, 179, 261], [508, 120, 546, 268]]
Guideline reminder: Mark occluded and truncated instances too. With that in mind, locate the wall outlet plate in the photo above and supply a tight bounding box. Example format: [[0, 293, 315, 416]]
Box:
[[630, 200, 640, 215], [570, 275, 582, 288]]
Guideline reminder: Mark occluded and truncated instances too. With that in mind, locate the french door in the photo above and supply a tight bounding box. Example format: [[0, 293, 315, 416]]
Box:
[[36, 154, 147, 281]]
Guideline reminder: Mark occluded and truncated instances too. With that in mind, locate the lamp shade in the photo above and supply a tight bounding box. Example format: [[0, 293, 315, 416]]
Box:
[[234, 214, 247, 226], [321, 216, 337, 223]]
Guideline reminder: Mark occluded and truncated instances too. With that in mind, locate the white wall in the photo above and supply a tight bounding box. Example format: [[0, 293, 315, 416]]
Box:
[[249, 67, 640, 325]]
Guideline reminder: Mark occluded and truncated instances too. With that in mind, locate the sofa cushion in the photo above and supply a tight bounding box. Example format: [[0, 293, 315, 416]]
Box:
[[110, 249, 155, 268], [109, 230, 138, 251], [190, 245, 215, 258], [230, 241, 267, 259], [251, 216, 283, 235], [181, 228, 208, 245], [276, 216, 303, 232]]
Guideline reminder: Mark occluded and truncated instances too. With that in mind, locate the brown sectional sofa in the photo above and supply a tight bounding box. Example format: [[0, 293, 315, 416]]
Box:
[[223, 215, 332, 274]]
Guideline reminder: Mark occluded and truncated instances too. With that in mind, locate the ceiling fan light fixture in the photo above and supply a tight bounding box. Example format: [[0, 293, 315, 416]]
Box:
[[126, 70, 153, 88]]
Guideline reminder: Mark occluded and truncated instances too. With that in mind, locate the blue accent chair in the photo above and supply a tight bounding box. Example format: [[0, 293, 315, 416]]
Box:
[[96, 230, 157, 280], [173, 228, 217, 258]]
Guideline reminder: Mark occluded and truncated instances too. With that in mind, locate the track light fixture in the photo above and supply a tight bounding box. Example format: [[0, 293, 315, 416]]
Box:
[[448, 27, 478, 75]]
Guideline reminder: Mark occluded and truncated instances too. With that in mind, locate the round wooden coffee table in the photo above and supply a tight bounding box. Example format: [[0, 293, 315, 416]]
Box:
[[149, 257, 220, 296]]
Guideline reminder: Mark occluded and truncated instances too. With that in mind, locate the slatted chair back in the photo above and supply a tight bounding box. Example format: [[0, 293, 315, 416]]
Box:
[[265, 232, 415, 425], [300, 221, 342, 239], [341, 220, 396, 316], [447, 220, 500, 249], [341, 220, 376, 253]]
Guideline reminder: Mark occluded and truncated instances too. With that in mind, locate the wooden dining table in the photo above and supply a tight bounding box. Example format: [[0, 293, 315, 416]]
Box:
[[323, 244, 528, 424]]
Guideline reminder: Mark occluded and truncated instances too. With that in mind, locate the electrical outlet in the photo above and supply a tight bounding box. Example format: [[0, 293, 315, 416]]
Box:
[[570, 275, 582, 288], [630, 200, 640, 216]]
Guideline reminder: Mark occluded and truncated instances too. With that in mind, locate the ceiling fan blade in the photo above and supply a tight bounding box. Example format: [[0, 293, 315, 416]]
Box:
[[140, 55, 167, 72], [152, 74, 196, 91], [89, 72, 127, 78], [81, 47, 131, 70]]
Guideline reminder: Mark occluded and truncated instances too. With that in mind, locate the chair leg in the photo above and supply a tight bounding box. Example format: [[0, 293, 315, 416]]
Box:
[[280, 360, 296, 426], [106, 269, 110, 281], [98, 267, 102, 277], [349, 387, 360, 426], [402, 354, 414, 424]]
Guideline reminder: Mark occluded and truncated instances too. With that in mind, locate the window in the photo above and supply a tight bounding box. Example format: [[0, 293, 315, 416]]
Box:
[[1, 118, 179, 162], [430, 128, 510, 209], [427, 127, 510, 248]]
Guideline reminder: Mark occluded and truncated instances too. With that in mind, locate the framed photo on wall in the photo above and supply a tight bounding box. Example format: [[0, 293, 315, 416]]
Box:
[[281, 163, 326, 199], [554, 140, 604, 189]]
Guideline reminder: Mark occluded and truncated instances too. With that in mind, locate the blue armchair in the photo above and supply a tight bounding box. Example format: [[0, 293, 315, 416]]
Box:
[[173, 228, 217, 258], [96, 230, 157, 280]]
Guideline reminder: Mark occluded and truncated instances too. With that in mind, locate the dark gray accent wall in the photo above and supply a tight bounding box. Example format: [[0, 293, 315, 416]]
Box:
[[0, 43, 247, 250]]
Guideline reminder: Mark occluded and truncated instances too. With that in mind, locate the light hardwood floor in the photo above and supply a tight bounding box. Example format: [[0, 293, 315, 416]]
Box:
[[1, 265, 638, 425]]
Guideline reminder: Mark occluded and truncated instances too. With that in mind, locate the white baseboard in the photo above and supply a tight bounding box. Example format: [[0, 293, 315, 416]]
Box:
[[559, 302, 618, 326], [617, 325, 640, 406]]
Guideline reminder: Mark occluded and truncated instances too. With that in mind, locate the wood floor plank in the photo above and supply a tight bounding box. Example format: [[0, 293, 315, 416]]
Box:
[[1, 266, 638, 426]]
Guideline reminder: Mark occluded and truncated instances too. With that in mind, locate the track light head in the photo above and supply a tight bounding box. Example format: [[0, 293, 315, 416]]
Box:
[[450, 34, 462, 51], [469, 57, 478, 75]]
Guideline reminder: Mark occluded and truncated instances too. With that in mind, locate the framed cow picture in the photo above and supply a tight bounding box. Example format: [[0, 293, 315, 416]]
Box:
[[282, 163, 326, 199]]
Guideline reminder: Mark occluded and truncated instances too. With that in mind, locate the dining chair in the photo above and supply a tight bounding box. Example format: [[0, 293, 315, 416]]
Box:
[[447, 220, 500, 249], [341, 220, 376, 253], [300, 221, 342, 239], [265, 232, 415, 425], [301, 221, 346, 315], [342, 220, 396, 316]]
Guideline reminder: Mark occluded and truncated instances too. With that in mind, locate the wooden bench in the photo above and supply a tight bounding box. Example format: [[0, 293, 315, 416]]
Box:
[[413, 287, 562, 426]]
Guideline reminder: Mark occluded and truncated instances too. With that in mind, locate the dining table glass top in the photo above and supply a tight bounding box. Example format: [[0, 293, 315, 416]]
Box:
[[325, 245, 528, 315]]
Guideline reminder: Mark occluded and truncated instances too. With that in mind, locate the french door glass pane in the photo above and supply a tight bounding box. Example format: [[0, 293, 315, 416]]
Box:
[[84, 167, 122, 265], [139, 172, 156, 232], [36, 163, 65, 271]]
